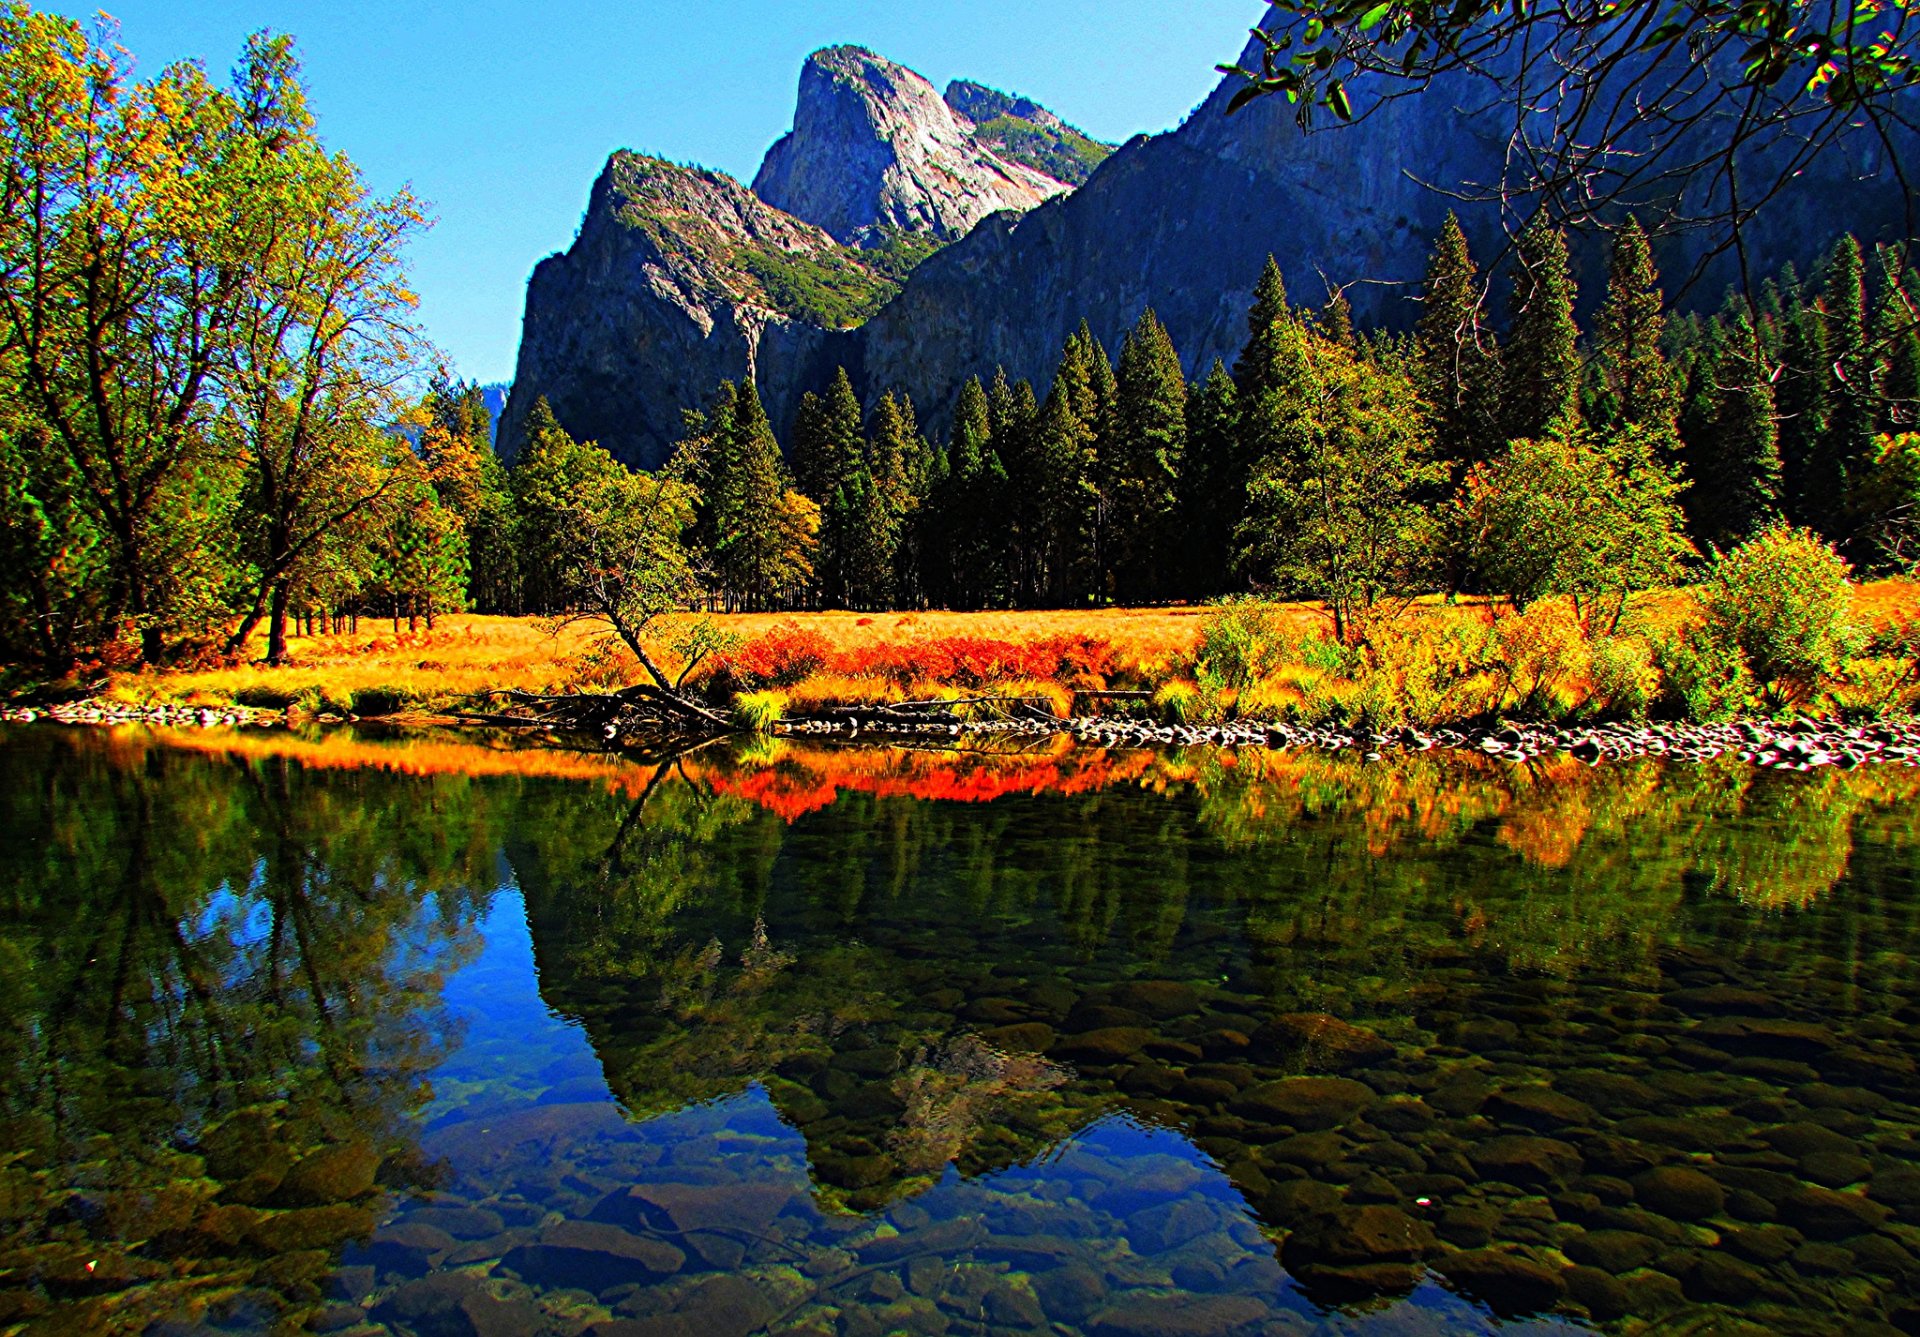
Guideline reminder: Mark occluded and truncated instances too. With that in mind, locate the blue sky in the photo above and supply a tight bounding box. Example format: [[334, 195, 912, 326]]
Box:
[[53, 2, 1265, 385]]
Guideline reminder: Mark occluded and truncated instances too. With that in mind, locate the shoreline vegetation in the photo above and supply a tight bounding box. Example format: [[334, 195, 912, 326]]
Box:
[[4, 574, 1916, 762]]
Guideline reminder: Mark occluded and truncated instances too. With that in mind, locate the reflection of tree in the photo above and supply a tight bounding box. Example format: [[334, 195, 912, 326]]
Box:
[[0, 728, 491, 1333]]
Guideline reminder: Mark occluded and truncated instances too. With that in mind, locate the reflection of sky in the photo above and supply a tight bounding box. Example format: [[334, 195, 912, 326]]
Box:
[[417, 888, 1573, 1333]]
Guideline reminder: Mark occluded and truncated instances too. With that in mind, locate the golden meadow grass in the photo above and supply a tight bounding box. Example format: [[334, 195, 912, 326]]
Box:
[[95, 579, 1919, 722]]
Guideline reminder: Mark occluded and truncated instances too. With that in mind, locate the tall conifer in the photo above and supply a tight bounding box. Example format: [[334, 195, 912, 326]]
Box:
[[1591, 218, 1677, 441], [1689, 312, 1783, 549], [1413, 213, 1502, 473], [1502, 213, 1582, 442], [1180, 359, 1240, 595], [1110, 308, 1188, 601]]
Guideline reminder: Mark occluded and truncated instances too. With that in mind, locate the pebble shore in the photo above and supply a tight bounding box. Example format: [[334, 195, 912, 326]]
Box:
[[6, 698, 1918, 767]]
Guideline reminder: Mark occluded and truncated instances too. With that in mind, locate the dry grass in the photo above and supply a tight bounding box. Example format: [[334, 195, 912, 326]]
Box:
[[90, 579, 1919, 715]]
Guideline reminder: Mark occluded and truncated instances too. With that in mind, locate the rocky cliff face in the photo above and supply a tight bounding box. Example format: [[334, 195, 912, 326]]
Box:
[[500, 47, 1097, 467], [852, 31, 1917, 440], [752, 46, 1074, 246], [505, 26, 1914, 470], [497, 153, 845, 469]]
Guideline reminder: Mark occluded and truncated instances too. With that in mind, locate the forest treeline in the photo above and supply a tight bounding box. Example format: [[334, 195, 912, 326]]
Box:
[[3, 4, 1918, 675]]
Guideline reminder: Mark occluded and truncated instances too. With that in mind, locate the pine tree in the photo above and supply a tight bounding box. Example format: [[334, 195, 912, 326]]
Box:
[[512, 397, 628, 614], [1776, 300, 1832, 527], [1502, 212, 1582, 442], [1413, 213, 1503, 475], [933, 375, 1005, 607], [1689, 312, 1783, 550], [989, 368, 1044, 604], [1038, 330, 1103, 604], [1179, 359, 1240, 595], [1234, 256, 1292, 403], [1823, 235, 1878, 526], [1110, 308, 1188, 601], [1319, 290, 1357, 350], [791, 366, 863, 502], [1591, 217, 1678, 442], [709, 378, 806, 609], [1872, 250, 1920, 433]]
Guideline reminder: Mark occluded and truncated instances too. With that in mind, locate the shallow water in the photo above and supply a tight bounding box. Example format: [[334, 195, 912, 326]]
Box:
[[2, 724, 1919, 1336]]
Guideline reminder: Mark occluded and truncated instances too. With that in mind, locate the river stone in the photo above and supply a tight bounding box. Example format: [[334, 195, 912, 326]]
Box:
[[1264, 1131, 1346, 1170], [1053, 1027, 1153, 1063], [1469, 1135, 1584, 1188], [1801, 1150, 1873, 1187], [372, 1274, 546, 1337], [857, 1217, 980, 1262], [1633, 1166, 1726, 1221], [1231, 1077, 1374, 1129], [1723, 1224, 1803, 1263], [1691, 1017, 1838, 1060], [1032, 1263, 1105, 1323], [1777, 1184, 1893, 1238], [1482, 1085, 1597, 1131], [1064, 1004, 1152, 1032], [1258, 1013, 1395, 1070], [1282, 1205, 1437, 1269], [1128, 1198, 1220, 1254], [1873, 1167, 1920, 1211], [1553, 1071, 1660, 1114], [245, 1203, 377, 1255], [1670, 1249, 1769, 1304], [1565, 1229, 1662, 1274], [979, 1022, 1055, 1053], [402, 1206, 507, 1241], [1257, 1178, 1343, 1226], [1663, 986, 1784, 1016], [1435, 1249, 1568, 1316], [1564, 1265, 1632, 1322], [1760, 1121, 1860, 1160], [627, 1181, 794, 1235], [502, 1220, 685, 1290], [1369, 1097, 1437, 1132], [274, 1140, 381, 1206], [1449, 1019, 1521, 1052], [1108, 980, 1201, 1019], [1086, 1294, 1271, 1336]]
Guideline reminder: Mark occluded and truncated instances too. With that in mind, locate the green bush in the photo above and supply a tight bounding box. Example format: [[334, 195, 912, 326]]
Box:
[[1655, 621, 1755, 721], [1700, 526, 1863, 706], [1194, 598, 1289, 691]]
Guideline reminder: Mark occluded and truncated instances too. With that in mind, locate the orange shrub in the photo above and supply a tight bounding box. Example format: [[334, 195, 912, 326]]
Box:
[[824, 633, 1118, 688], [708, 622, 833, 689]]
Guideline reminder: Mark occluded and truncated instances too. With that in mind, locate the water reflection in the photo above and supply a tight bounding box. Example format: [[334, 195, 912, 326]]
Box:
[[1, 724, 1917, 1334]]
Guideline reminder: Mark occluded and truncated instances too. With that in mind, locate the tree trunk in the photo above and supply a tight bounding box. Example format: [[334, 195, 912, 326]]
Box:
[[267, 580, 292, 666]]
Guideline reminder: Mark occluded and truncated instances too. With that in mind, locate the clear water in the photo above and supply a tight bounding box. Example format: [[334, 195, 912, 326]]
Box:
[[3, 723, 1919, 1336]]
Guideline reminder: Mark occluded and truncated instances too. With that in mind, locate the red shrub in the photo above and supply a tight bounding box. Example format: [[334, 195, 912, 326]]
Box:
[[712, 623, 832, 688], [824, 633, 1118, 687]]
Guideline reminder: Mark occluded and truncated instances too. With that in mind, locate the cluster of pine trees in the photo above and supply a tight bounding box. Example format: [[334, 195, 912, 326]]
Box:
[[652, 215, 1919, 622]]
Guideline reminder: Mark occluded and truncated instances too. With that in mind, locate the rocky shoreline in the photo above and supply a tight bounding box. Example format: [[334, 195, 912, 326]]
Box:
[[5, 698, 1918, 768]]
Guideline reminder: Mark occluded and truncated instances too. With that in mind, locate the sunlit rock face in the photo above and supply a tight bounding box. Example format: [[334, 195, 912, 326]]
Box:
[[498, 46, 1092, 469], [753, 46, 1073, 247], [497, 153, 843, 470]]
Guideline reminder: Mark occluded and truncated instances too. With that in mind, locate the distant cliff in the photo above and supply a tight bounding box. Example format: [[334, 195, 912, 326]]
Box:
[[504, 24, 1915, 468], [499, 48, 1102, 466]]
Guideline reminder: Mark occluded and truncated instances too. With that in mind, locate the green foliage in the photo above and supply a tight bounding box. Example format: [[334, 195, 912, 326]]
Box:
[[1108, 309, 1188, 601], [1700, 526, 1864, 704], [1656, 620, 1756, 722], [969, 114, 1113, 184], [1591, 218, 1678, 441], [738, 244, 897, 329], [1239, 322, 1442, 643], [1461, 426, 1694, 626], [1502, 213, 1582, 442], [730, 689, 787, 733], [1686, 311, 1783, 550], [1413, 213, 1501, 475], [1194, 598, 1291, 691]]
